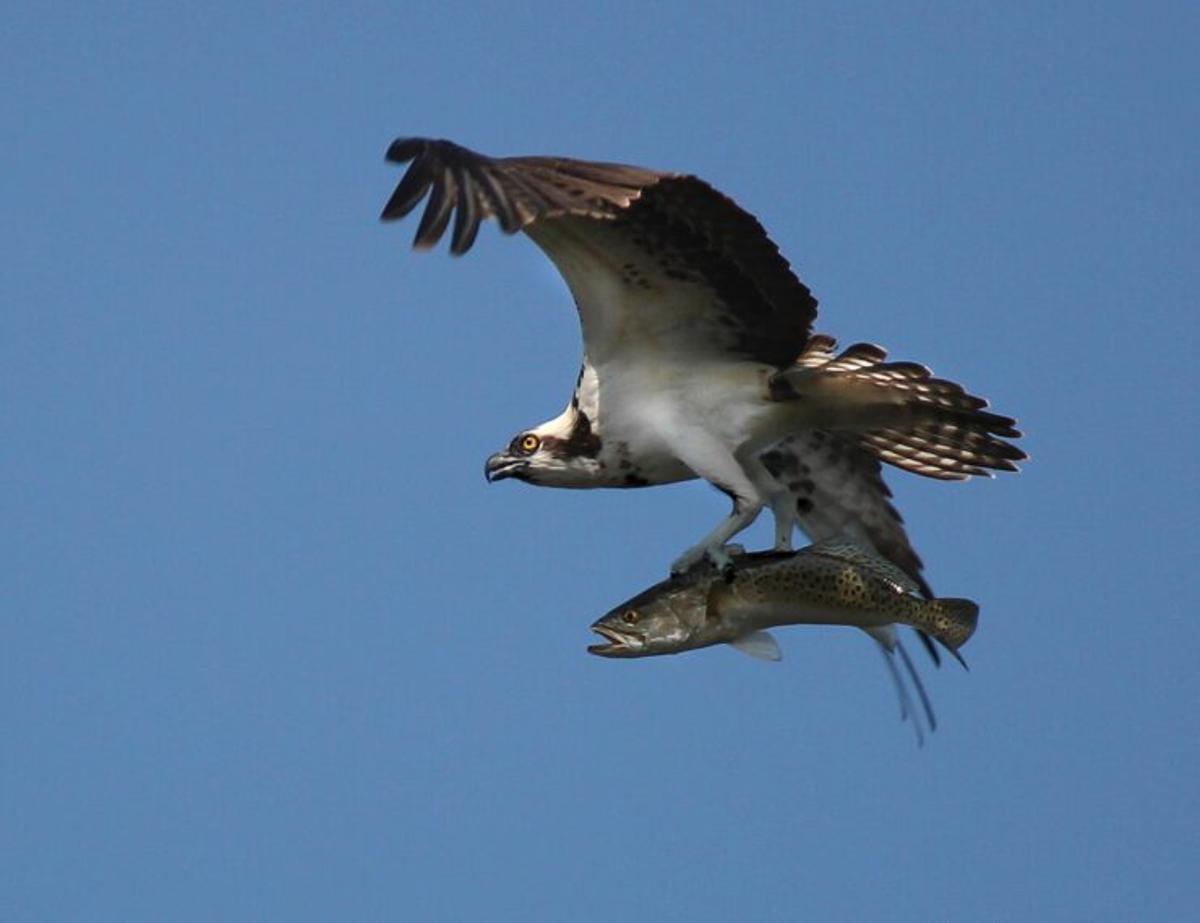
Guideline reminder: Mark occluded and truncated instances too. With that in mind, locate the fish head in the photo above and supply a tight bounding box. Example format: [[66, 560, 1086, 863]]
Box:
[[588, 579, 712, 658]]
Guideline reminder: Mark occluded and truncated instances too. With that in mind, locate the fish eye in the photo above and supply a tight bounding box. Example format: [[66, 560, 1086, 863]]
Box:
[[515, 433, 541, 455], [621, 609, 639, 625]]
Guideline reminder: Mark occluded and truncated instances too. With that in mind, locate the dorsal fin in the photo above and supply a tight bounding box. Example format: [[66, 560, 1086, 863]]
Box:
[[800, 538, 924, 596]]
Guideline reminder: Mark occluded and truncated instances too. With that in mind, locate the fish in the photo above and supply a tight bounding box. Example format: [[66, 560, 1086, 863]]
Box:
[[589, 538, 979, 742]]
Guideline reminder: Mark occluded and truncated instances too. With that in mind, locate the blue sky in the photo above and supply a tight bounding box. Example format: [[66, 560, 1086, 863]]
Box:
[[4, 2, 1197, 920]]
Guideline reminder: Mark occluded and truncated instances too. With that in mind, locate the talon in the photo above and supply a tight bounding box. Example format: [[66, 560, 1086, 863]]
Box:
[[671, 543, 737, 577], [670, 545, 705, 576], [703, 544, 735, 578]]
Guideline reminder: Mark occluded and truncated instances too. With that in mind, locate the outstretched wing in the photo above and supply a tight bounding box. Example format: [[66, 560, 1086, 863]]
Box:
[[380, 138, 662, 252], [381, 138, 817, 369]]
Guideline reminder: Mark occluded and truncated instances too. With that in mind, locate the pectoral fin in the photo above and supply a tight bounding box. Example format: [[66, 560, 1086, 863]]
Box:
[[729, 631, 782, 661]]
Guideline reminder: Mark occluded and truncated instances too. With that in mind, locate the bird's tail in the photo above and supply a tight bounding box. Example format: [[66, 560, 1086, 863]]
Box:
[[770, 336, 1026, 480]]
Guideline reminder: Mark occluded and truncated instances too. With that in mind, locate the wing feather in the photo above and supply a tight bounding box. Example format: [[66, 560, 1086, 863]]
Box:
[[382, 138, 661, 238], [382, 137, 817, 368], [775, 339, 1026, 479], [414, 169, 457, 249], [450, 164, 482, 255], [470, 161, 521, 233], [381, 165, 435, 222]]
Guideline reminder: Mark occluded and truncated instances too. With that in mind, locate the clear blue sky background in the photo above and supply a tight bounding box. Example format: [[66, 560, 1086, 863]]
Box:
[[4, 3, 1197, 920]]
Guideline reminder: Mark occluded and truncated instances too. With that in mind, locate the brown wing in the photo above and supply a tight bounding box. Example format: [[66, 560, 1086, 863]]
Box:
[[776, 337, 1026, 480], [380, 138, 665, 254], [381, 138, 817, 369]]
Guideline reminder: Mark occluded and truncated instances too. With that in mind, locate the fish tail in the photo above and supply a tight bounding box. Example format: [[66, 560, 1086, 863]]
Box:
[[922, 598, 979, 654]]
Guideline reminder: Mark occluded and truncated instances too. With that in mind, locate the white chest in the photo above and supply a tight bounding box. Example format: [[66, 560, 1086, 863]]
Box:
[[596, 358, 773, 447]]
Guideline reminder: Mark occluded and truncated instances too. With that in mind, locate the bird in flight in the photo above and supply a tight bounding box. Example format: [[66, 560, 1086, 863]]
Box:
[[380, 138, 1024, 585]]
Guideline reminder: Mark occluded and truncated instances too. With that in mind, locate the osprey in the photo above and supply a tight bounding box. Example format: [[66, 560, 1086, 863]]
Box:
[[380, 138, 1024, 590]]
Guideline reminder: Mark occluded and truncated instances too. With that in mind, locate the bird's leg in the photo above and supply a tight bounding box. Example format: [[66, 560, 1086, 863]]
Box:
[[663, 425, 771, 577], [756, 439, 803, 551], [738, 445, 799, 555], [769, 493, 796, 551], [670, 496, 764, 578]]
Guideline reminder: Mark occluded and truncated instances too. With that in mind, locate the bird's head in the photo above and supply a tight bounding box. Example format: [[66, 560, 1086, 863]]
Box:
[[484, 411, 604, 488]]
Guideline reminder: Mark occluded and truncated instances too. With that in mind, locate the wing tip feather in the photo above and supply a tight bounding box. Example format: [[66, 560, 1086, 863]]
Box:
[[385, 137, 423, 164]]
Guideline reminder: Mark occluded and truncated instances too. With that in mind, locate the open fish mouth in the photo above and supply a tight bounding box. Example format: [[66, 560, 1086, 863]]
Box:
[[587, 624, 642, 657]]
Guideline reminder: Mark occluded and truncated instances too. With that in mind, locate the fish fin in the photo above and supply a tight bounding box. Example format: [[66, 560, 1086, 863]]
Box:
[[802, 538, 924, 597], [863, 624, 897, 650], [729, 631, 782, 661], [927, 598, 980, 658]]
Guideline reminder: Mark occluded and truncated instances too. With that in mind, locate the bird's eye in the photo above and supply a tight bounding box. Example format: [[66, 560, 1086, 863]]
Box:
[[517, 434, 540, 455], [622, 610, 639, 625]]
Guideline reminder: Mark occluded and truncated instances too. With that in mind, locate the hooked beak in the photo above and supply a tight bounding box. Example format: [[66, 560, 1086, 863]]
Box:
[[587, 623, 642, 657], [484, 452, 528, 483]]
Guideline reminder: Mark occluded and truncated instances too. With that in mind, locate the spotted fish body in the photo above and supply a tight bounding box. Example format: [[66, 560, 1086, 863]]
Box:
[[712, 543, 978, 652], [588, 539, 978, 660]]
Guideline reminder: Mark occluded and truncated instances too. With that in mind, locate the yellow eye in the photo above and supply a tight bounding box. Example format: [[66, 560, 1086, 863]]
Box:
[[622, 610, 639, 625], [518, 434, 540, 454]]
